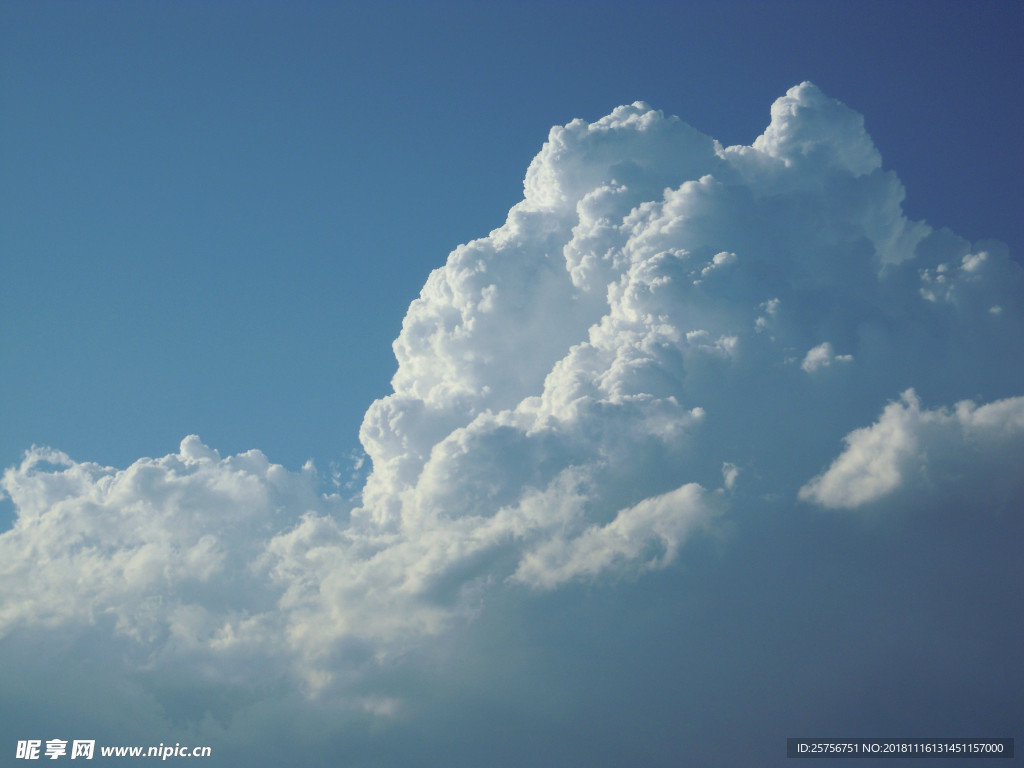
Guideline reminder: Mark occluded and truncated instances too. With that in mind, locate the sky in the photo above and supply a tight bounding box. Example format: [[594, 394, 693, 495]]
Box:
[[1, 2, 1022, 766]]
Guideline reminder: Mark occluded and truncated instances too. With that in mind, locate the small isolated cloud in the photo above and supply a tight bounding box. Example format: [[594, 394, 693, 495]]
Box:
[[700, 250, 737, 276], [800, 341, 853, 372], [2, 83, 1022, 719], [721, 462, 739, 490]]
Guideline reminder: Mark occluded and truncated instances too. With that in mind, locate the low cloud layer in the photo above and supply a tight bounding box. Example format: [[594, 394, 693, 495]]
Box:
[[3, 83, 1022, 720]]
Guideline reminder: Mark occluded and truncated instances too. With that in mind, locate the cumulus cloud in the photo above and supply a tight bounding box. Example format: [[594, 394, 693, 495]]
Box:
[[799, 390, 1024, 510], [0, 438, 336, 682], [2, 82, 1022, 700]]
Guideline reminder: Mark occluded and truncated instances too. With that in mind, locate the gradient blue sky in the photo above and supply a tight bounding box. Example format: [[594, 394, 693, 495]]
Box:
[[3, 0, 1021, 482], [2, 3, 1022, 767]]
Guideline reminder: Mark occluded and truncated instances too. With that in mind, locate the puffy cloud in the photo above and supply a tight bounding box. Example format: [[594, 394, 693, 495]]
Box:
[[799, 390, 1024, 510], [752, 81, 882, 177], [2, 82, 1022, 705], [0, 438, 335, 681], [800, 341, 853, 372]]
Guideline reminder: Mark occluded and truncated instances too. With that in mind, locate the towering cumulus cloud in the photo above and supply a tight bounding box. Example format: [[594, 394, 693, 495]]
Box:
[[2, 83, 1022, 694]]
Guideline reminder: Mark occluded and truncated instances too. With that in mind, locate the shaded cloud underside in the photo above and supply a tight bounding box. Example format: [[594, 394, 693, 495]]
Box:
[[2, 83, 1022, 695]]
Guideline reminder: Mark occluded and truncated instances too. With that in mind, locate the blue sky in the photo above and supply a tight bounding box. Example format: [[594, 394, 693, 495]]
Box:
[[3, 0, 1022, 478], [2, 2, 1022, 766]]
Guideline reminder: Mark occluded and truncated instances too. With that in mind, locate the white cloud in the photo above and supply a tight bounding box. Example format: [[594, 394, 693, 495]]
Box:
[[700, 250, 737, 276], [2, 82, 1022, 702], [800, 341, 853, 372], [511, 482, 723, 589], [799, 390, 1024, 510], [0, 438, 335, 680], [751, 82, 882, 176]]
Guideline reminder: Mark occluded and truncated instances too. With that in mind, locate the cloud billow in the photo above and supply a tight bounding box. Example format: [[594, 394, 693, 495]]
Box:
[[2, 83, 1022, 695]]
